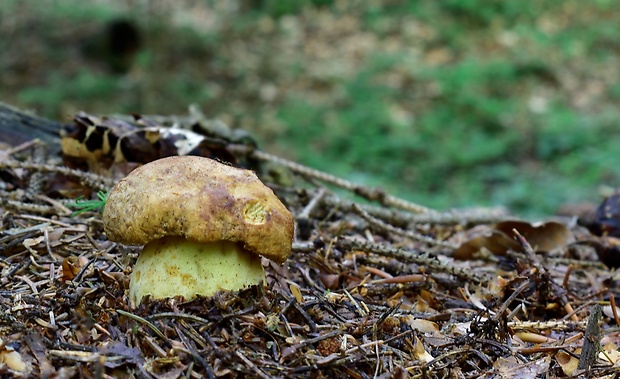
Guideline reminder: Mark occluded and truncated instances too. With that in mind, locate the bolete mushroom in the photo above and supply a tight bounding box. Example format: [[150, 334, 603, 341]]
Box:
[[103, 156, 294, 306]]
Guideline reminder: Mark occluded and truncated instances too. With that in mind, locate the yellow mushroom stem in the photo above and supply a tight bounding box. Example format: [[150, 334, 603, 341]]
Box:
[[129, 236, 265, 306]]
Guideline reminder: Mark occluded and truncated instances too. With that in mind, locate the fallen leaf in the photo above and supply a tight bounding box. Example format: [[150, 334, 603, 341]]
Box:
[[98, 341, 143, 368], [600, 342, 620, 365], [23, 236, 45, 248], [0, 348, 28, 373], [402, 317, 439, 333], [602, 305, 620, 320], [412, 336, 434, 363], [495, 220, 575, 252], [318, 273, 341, 290], [454, 220, 574, 260], [24, 330, 52, 377], [450, 321, 472, 336], [494, 356, 550, 379], [61, 256, 89, 282], [452, 226, 519, 260], [556, 350, 580, 376]]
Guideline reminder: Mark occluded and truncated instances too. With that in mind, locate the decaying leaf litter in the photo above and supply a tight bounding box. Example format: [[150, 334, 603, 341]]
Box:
[[1, 109, 620, 378]]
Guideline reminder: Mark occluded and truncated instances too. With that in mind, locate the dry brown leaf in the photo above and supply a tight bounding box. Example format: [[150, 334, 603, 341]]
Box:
[[23, 236, 45, 248], [402, 317, 439, 334], [412, 336, 434, 363], [493, 356, 550, 379], [318, 273, 341, 290], [556, 350, 580, 376], [495, 220, 574, 252], [61, 256, 89, 282], [0, 349, 28, 373], [454, 220, 574, 260], [600, 342, 620, 365], [453, 226, 518, 260], [450, 321, 472, 336]]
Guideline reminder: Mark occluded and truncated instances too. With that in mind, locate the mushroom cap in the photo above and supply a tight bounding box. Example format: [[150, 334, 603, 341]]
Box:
[[103, 156, 294, 263]]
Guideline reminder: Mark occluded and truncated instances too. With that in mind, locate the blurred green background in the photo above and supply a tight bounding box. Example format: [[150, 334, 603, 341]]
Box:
[[1, 0, 619, 217]]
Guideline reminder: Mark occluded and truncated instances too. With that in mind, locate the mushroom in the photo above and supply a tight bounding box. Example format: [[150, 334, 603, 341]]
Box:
[[103, 156, 294, 306]]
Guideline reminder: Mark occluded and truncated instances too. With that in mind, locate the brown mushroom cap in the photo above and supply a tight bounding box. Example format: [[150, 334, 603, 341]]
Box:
[[103, 156, 294, 263]]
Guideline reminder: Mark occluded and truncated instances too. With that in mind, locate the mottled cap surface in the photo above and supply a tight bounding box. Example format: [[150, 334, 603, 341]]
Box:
[[103, 156, 294, 263]]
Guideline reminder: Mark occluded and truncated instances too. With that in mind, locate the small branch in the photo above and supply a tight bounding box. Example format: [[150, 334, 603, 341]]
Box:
[[235, 350, 271, 379], [577, 304, 602, 371], [116, 309, 171, 348], [322, 195, 509, 225], [230, 146, 435, 214], [0, 160, 115, 191], [336, 238, 490, 285], [352, 203, 457, 248], [297, 187, 326, 219], [1, 198, 60, 215], [513, 229, 579, 322]]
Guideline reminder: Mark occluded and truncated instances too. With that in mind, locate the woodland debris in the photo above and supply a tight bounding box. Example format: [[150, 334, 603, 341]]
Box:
[[0, 107, 618, 378]]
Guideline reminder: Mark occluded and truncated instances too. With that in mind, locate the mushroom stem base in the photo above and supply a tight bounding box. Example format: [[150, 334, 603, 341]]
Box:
[[129, 236, 265, 306]]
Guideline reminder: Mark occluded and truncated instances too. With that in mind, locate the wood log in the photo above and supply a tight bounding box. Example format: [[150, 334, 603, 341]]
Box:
[[0, 102, 63, 153]]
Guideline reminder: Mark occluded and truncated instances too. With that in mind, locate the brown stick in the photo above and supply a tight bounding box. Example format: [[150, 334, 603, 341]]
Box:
[[577, 304, 602, 371]]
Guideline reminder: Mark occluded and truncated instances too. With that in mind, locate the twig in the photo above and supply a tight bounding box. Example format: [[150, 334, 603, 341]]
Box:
[[34, 194, 73, 215], [336, 238, 490, 285], [174, 324, 215, 378], [1, 199, 60, 215], [577, 304, 602, 371], [610, 293, 620, 327], [513, 229, 579, 322], [322, 195, 509, 225], [352, 204, 457, 248], [506, 250, 606, 269], [0, 159, 115, 191], [508, 319, 587, 332], [26, 141, 48, 197], [229, 146, 435, 214], [371, 274, 426, 284], [147, 312, 212, 326], [139, 332, 168, 358], [343, 288, 367, 317], [72, 257, 96, 284], [16, 275, 39, 294], [49, 350, 124, 362], [0, 139, 43, 157], [235, 350, 271, 379], [116, 309, 171, 348], [297, 187, 326, 219], [495, 280, 530, 318]]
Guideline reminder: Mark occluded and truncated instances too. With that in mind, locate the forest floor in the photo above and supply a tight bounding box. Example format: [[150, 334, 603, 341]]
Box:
[[1, 109, 620, 378]]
